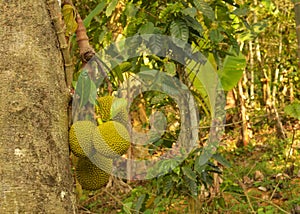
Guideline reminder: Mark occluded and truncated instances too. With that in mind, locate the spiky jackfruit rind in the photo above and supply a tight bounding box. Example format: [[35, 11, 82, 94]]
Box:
[[76, 157, 110, 190], [93, 121, 130, 158], [95, 96, 114, 122], [89, 151, 113, 173], [95, 96, 129, 126], [69, 121, 95, 157]]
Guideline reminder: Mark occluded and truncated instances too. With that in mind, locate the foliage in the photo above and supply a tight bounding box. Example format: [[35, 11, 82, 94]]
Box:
[[70, 0, 300, 213], [120, 148, 229, 213]]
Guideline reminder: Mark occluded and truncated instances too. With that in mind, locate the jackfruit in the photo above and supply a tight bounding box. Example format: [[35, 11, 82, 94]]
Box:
[[76, 157, 110, 190], [95, 96, 114, 122], [89, 151, 113, 173], [95, 96, 129, 127], [93, 121, 130, 158], [69, 121, 96, 157]]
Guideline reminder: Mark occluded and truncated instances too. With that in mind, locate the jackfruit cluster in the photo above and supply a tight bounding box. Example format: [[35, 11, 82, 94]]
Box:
[[76, 157, 111, 190], [70, 95, 131, 190]]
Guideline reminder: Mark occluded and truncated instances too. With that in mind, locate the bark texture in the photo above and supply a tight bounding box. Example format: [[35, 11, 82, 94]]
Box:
[[0, 1, 76, 213]]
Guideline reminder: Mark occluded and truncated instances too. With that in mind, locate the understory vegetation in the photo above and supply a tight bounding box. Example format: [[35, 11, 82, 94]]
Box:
[[64, 0, 300, 213]]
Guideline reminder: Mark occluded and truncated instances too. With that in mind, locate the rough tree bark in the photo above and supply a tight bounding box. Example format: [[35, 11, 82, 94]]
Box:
[[0, 1, 76, 213]]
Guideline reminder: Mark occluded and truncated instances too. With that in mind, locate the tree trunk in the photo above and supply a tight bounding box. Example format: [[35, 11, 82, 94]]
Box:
[[0, 1, 76, 213]]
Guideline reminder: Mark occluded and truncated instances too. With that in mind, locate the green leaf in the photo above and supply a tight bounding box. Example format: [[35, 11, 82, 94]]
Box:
[[212, 153, 231, 167], [76, 70, 92, 108], [62, 4, 78, 36], [164, 61, 176, 76], [88, 81, 97, 105], [182, 7, 197, 17], [170, 19, 189, 43], [149, 35, 163, 54], [183, 176, 198, 197], [187, 55, 219, 114], [122, 202, 133, 214], [139, 22, 155, 34], [83, 0, 106, 28], [193, 0, 215, 21], [106, 0, 118, 17], [233, 7, 249, 16], [217, 197, 226, 209], [163, 175, 174, 194], [184, 16, 203, 36], [209, 29, 224, 43], [111, 61, 132, 82], [135, 194, 147, 212], [218, 49, 246, 91], [182, 166, 197, 181], [125, 2, 138, 17], [284, 101, 300, 119]]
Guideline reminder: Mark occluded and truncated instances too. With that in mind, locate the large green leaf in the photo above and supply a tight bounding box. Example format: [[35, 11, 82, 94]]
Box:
[[170, 19, 189, 43], [218, 50, 246, 91], [187, 54, 219, 114]]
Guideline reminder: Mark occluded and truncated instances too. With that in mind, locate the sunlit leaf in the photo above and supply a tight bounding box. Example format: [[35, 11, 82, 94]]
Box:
[[62, 4, 78, 36], [123, 202, 133, 214], [106, 0, 118, 17], [218, 48, 246, 91]]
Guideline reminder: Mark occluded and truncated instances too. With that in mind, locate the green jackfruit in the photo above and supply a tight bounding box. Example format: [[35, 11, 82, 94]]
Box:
[[93, 121, 130, 158], [89, 151, 113, 173], [69, 121, 96, 157], [95, 96, 114, 122], [76, 157, 110, 190], [95, 96, 129, 126]]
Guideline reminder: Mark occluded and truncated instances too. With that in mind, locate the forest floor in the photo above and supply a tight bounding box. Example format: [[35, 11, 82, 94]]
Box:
[[77, 119, 300, 214]]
